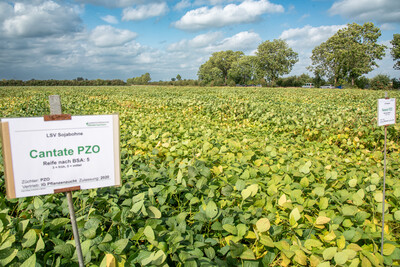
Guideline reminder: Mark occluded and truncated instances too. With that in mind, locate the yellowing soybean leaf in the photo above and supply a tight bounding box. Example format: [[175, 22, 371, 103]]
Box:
[[323, 231, 336, 242], [374, 192, 383, 203], [254, 159, 262, 167], [290, 208, 301, 222], [294, 249, 307, 266], [245, 231, 257, 239], [256, 218, 271, 233], [394, 210, 400, 221], [337, 235, 346, 250], [310, 255, 321, 267], [383, 243, 396, 256], [279, 194, 290, 206], [347, 243, 362, 252], [304, 239, 323, 250], [315, 216, 330, 225]]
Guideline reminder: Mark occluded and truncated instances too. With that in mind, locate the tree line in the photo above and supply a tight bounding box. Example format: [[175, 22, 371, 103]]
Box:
[[1, 22, 399, 89], [198, 22, 399, 88]]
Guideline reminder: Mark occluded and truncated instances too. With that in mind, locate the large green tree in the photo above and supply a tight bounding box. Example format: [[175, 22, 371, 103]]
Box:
[[309, 22, 386, 86], [127, 73, 151, 85], [391, 33, 400, 70], [255, 39, 298, 85], [198, 50, 244, 85], [228, 55, 259, 85]]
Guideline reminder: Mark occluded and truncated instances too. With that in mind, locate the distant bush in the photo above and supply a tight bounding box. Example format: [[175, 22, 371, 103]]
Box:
[[370, 74, 391, 90], [355, 76, 369, 89], [392, 78, 400, 89]]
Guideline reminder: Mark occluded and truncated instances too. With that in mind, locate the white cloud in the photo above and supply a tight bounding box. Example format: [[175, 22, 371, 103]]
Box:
[[329, 0, 400, 23], [101, 15, 118, 24], [279, 25, 346, 76], [168, 32, 223, 51], [168, 31, 261, 53], [211, 31, 262, 52], [90, 25, 137, 47], [122, 2, 169, 21], [173, 0, 284, 31], [279, 24, 346, 50], [74, 0, 161, 8], [2, 1, 82, 37], [0, 2, 13, 22], [174, 0, 191, 10]]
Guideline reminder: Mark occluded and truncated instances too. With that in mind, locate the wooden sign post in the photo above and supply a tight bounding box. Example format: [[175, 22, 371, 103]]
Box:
[[50, 95, 84, 267], [377, 93, 396, 256], [1, 95, 121, 266]]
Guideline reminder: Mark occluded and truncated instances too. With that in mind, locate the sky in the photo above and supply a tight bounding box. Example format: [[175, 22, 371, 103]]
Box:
[[0, 0, 399, 82]]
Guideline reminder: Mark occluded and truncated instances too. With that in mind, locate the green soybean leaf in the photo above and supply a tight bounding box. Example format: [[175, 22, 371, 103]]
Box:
[[50, 218, 70, 229], [22, 229, 37, 248], [323, 247, 337, 260], [237, 224, 247, 237], [0, 248, 18, 266], [35, 235, 45, 252], [205, 200, 218, 219], [152, 250, 166, 265], [342, 205, 358, 216], [240, 247, 255, 260], [144, 226, 155, 241], [22, 253, 36, 266], [147, 206, 162, 219], [223, 224, 237, 235], [54, 244, 74, 258], [131, 200, 144, 213], [334, 251, 348, 265]]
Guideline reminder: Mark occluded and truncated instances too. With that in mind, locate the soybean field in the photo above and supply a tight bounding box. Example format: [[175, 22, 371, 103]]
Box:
[[0, 86, 399, 266]]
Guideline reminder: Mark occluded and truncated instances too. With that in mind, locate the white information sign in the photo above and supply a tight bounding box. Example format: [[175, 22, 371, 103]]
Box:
[[1, 114, 120, 198], [377, 98, 396, 126]]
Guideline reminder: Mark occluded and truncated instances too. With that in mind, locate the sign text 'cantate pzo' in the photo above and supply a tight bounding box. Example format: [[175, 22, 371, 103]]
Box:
[[1, 114, 120, 199]]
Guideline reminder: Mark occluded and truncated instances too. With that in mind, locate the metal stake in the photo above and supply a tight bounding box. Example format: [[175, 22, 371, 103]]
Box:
[[381, 124, 387, 256], [49, 95, 84, 266], [381, 91, 388, 256]]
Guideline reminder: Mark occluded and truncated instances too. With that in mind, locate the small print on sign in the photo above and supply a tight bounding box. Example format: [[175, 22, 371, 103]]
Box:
[[1, 114, 120, 199], [377, 98, 396, 126]]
